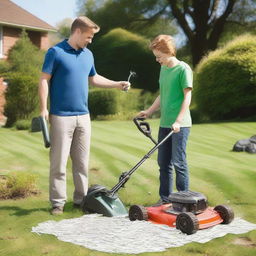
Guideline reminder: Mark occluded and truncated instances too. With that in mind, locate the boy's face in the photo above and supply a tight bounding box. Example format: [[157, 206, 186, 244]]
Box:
[[153, 50, 170, 66]]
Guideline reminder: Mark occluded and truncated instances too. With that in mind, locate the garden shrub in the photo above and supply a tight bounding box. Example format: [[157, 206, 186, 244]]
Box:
[[4, 73, 39, 127], [194, 34, 256, 121], [4, 30, 43, 127], [0, 172, 39, 199], [89, 89, 119, 119], [90, 28, 160, 92], [15, 119, 31, 130], [89, 88, 143, 120], [89, 89, 141, 120], [0, 60, 11, 76], [8, 30, 44, 75]]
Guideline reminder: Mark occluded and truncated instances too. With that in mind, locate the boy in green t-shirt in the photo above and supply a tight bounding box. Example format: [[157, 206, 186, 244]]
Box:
[[137, 35, 193, 204]]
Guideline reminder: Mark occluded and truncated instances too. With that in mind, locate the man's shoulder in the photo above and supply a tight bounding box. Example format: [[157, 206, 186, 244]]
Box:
[[45, 41, 64, 56], [51, 40, 66, 52], [82, 47, 94, 57]]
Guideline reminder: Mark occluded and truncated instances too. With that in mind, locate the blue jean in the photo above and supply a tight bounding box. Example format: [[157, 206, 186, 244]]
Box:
[[157, 127, 190, 201]]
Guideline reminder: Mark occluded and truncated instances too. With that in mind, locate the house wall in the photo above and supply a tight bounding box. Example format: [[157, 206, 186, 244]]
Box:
[[2, 26, 49, 57]]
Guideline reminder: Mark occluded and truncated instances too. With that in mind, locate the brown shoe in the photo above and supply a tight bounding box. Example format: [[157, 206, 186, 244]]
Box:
[[50, 206, 64, 215], [73, 203, 81, 209]]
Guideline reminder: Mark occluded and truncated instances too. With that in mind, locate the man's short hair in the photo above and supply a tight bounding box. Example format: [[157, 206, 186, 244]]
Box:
[[71, 16, 100, 34], [149, 35, 176, 56]]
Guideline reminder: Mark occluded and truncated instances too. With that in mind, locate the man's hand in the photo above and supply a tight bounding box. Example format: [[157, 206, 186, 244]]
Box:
[[172, 121, 181, 133], [40, 109, 49, 121], [118, 81, 130, 91]]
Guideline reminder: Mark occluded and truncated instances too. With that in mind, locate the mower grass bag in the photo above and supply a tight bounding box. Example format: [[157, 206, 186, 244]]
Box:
[[233, 135, 256, 153]]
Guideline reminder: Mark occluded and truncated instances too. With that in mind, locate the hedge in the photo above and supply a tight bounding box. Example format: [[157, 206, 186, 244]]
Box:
[[194, 34, 256, 121]]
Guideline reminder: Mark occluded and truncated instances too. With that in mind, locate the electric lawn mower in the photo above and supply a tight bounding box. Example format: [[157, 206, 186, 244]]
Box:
[[81, 117, 172, 216]]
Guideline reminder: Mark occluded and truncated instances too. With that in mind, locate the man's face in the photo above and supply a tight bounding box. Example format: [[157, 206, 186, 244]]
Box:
[[77, 28, 95, 48]]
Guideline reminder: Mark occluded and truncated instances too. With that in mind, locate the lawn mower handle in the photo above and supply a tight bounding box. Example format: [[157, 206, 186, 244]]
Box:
[[110, 125, 174, 195], [133, 117, 157, 145]]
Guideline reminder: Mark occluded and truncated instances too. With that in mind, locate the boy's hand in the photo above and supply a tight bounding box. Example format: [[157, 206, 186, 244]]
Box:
[[137, 110, 151, 119], [172, 121, 180, 133]]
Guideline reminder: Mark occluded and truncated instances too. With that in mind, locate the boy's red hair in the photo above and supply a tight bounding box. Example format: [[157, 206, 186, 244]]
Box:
[[149, 35, 176, 56]]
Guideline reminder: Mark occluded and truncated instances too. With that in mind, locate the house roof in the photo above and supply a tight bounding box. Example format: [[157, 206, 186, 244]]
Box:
[[0, 0, 56, 32]]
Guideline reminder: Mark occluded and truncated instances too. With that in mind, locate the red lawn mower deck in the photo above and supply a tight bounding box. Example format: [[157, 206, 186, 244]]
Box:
[[129, 191, 234, 235]]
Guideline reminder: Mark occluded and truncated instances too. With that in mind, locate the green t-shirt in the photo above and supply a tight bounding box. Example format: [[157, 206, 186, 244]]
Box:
[[159, 61, 193, 128]]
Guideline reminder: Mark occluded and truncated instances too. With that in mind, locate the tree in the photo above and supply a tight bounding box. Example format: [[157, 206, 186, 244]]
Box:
[[77, 0, 177, 38], [56, 18, 73, 39], [167, 0, 237, 66], [77, 0, 256, 66]]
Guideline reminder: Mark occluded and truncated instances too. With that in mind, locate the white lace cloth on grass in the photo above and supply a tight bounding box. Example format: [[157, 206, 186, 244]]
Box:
[[32, 215, 256, 254]]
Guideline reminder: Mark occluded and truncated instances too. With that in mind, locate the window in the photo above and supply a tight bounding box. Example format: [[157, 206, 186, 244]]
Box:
[[0, 26, 3, 58]]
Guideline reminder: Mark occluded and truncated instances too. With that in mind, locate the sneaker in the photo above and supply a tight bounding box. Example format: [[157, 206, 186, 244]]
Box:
[[50, 206, 64, 215]]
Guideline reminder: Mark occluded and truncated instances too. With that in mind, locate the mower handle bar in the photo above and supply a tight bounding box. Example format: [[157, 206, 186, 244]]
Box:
[[133, 117, 157, 145], [110, 125, 174, 195]]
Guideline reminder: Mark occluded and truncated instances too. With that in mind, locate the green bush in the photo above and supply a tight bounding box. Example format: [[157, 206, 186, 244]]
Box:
[[194, 34, 256, 121], [4, 73, 39, 127], [89, 89, 119, 119], [3, 30, 43, 127], [89, 88, 143, 120], [8, 30, 44, 76], [90, 28, 160, 92], [0, 60, 11, 77], [15, 119, 31, 130], [0, 172, 39, 199]]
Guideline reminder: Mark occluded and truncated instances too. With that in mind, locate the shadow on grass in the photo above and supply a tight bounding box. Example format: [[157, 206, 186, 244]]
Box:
[[0, 206, 49, 216], [0, 202, 84, 217]]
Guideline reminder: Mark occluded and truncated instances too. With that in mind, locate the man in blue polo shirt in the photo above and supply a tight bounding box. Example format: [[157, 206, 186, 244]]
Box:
[[39, 16, 130, 215]]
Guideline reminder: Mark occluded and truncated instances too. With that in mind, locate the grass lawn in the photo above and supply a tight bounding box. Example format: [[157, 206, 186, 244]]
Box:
[[0, 120, 255, 256]]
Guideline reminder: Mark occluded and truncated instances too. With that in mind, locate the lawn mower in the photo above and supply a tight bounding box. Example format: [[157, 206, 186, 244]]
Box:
[[129, 191, 234, 235], [128, 122, 234, 234], [81, 117, 173, 217]]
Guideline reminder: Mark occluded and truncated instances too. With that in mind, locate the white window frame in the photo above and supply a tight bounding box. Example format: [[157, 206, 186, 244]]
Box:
[[0, 26, 3, 58]]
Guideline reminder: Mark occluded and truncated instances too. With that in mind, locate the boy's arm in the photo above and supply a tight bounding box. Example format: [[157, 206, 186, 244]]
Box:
[[137, 95, 160, 118], [172, 88, 192, 132]]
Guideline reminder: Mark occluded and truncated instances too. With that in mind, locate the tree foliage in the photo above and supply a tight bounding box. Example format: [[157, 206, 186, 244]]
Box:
[[77, 0, 256, 66], [77, 0, 177, 38]]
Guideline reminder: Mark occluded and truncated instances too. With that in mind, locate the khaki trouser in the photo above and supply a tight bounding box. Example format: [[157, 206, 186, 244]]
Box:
[[49, 114, 91, 207]]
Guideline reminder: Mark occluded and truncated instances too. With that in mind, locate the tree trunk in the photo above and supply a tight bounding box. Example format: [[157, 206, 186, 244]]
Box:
[[168, 0, 236, 66]]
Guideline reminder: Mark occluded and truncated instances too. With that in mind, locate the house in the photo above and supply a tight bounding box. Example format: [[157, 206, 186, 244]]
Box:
[[0, 0, 56, 125]]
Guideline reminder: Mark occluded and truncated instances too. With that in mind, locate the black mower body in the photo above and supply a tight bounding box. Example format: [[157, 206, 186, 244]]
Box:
[[166, 191, 208, 214]]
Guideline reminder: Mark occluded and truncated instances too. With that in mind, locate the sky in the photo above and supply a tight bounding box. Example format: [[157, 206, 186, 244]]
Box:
[[11, 0, 78, 27]]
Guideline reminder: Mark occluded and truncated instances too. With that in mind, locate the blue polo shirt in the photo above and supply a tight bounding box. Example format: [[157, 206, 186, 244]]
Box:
[[42, 39, 96, 116]]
